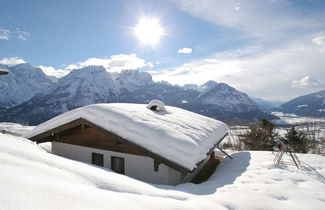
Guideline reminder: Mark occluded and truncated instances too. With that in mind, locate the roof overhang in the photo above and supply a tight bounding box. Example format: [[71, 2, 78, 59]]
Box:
[[0, 69, 9, 75], [28, 118, 191, 174], [190, 132, 228, 173]]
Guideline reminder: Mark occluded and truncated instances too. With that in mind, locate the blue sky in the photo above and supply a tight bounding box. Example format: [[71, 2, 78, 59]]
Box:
[[0, 0, 222, 68], [1, 0, 325, 101]]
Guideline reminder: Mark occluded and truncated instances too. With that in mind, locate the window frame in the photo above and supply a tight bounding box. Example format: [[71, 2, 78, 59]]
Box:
[[92, 152, 104, 167], [111, 156, 125, 174]]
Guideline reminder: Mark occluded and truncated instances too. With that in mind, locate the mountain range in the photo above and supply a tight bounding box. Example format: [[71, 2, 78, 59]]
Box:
[[275, 89, 325, 117], [1, 63, 323, 125], [0, 63, 277, 125], [0, 63, 53, 108]]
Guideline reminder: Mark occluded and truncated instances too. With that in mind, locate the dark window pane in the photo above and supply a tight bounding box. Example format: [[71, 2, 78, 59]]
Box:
[[111, 156, 125, 174], [92, 152, 103, 167]]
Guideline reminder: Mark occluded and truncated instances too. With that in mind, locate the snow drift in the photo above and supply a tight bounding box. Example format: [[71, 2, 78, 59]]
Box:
[[1, 134, 325, 209]]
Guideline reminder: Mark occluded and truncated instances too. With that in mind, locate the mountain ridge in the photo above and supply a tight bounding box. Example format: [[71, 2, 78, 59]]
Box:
[[0, 63, 275, 125], [275, 89, 325, 117], [0, 63, 53, 108]]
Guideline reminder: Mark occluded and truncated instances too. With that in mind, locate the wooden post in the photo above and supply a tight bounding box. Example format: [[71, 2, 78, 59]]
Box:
[[154, 160, 161, 172]]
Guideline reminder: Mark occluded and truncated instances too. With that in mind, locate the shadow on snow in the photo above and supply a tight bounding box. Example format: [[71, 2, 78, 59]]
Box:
[[159, 152, 251, 195]]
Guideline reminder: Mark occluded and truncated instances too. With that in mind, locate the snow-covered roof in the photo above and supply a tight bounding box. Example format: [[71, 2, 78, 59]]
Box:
[[25, 103, 228, 170]]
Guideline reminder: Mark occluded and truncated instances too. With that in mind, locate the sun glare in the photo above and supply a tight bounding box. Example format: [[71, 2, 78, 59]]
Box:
[[134, 17, 164, 46]]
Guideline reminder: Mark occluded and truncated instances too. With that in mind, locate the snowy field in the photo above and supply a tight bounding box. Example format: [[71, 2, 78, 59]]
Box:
[[0, 122, 34, 136], [273, 112, 325, 138], [1, 133, 325, 210], [272, 112, 325, 126]]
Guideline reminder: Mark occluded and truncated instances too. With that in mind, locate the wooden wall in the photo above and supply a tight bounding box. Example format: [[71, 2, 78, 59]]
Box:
[[55, 125, 150, 157], [31, 118, 188, 174]]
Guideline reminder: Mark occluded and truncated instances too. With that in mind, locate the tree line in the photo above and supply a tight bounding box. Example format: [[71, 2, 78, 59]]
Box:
[[223, 119, 325, 154]]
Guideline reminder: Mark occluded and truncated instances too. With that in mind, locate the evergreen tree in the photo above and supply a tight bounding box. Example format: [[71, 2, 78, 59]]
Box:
[[281, 126, 309, 153], [243, 118, 277, 151]]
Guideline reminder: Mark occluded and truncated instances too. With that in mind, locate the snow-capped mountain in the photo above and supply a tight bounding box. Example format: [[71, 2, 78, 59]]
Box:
[[0, 66, 117, 124], [0, 63, 274, 125], [113, 69, 154, 92], [197, 82, 257, 111], [0, 63, 53, 108], [0, 65, 157, 124], [277, 89, 325, 117]]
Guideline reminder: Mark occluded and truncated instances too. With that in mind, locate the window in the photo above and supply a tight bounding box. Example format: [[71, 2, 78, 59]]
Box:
[[111, 156, 125, 174], [92, 152, 104, 167]]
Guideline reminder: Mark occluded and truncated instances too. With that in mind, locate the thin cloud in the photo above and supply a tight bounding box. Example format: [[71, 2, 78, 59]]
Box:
[[16, 30, 30, 40], [292, 76, 324, 88], [312, 35, 325, 46], [156, 1, 325, 100], [312, 35, 325, 51], [38, 65, 70, 78], [178, 48, 192, 54], [1, 54, 153, 78], [0, 28, 10, 40], [0, 57, 26, 66], [153, 35, 325, 101], [147, 62, 154, 68], [65, 54, 151, 72], [171, 0, 323, 39]]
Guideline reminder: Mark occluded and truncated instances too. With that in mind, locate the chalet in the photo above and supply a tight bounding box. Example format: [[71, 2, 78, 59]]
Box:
[[25, 100, 228, 185]]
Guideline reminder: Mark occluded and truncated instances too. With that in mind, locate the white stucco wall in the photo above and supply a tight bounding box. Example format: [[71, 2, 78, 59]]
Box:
[[52, 142, 182, 185]]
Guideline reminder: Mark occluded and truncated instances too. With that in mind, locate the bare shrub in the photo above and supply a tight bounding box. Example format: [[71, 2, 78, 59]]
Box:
[[301, 121, 324, 155]]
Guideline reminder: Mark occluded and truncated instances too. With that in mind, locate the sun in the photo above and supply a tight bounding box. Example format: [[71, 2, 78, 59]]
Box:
[[134, 17, 164, 46]]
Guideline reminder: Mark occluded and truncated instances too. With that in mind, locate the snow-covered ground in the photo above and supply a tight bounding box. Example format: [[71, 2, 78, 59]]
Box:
[[273, 112, 325, 141], [0, 122, 34, 136], [272, 112, 325, 127], [1, 133, 324, 210]]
